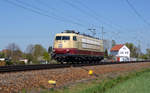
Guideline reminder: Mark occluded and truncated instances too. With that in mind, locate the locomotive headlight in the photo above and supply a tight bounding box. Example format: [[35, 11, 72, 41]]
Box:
[[53, 49, 55, 52], [66, 49, 70, 52]]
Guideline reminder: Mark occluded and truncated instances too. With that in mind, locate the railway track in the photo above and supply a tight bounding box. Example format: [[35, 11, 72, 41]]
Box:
[[0, 61, 149, 73]]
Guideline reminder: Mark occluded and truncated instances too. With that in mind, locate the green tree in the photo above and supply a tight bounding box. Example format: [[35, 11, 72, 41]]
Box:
[[112, 40, 116, 47], [32, 44, 46, 63], [104, 49, 108, 58], [25, 44, 47, 64], [0, 52, 5, 58], [139, 54, 148, 59], [48, 46, 52, 54], [25, 54, 33, 64], [146, 48, 150, 59], [125, 43, 138, 58], [43, 52, 51, 63]]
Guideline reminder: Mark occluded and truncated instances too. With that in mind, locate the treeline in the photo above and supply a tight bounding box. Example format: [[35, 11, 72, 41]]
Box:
[[0, 43, 52, 65], [125, 43, 150, 59]]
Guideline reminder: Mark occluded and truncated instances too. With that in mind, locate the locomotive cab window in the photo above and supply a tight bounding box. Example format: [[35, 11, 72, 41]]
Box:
[[55, 36, 61, 40], [73, 36, 77, 41], [62, 36, 70, 40]]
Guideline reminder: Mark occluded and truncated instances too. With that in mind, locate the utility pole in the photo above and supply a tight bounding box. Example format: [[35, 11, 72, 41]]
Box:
[[138, 40, 141, 58], [101, 25, 105, 40], [101, 25, 106, 51]]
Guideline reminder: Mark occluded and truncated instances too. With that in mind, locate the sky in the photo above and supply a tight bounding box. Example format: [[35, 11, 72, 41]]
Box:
[[0, 0, 150, 52]]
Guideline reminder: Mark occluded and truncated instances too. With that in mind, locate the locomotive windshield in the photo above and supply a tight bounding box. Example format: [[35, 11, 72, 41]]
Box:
[[62, 36, 70, 40], [55, 36, 70, 40], [56, 36, 61, 40]]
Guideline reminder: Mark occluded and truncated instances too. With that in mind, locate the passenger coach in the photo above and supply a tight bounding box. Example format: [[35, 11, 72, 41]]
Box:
[[52, 30, 104, 63]]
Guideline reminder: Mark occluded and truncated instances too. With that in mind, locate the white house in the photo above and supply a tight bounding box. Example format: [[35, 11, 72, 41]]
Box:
[[19, 59, 28, 64], [110, 44, 130, 61]]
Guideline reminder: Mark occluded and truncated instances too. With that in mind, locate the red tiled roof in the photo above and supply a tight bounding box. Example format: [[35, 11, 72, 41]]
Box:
[[111, 44, 124, 52]]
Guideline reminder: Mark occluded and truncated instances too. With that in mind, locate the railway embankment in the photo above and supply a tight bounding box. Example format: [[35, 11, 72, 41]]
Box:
[[49, 67, 150, 93], [0, 62, 150, 93]]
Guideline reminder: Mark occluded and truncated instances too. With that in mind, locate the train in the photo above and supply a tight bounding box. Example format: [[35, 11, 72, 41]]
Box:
[[52, 30, 104, 63]]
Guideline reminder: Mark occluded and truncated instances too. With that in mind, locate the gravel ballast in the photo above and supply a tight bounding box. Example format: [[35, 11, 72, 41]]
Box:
[[0, 62, 150, 93]]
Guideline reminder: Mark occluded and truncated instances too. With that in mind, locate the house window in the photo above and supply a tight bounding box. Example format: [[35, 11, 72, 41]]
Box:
[[120, 52, 124, 54]]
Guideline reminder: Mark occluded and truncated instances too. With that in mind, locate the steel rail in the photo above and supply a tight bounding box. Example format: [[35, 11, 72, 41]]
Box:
[[0, 61, 149, 73]]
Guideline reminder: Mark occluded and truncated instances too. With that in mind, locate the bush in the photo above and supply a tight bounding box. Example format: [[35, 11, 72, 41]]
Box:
[[5, 61, 13, 65]]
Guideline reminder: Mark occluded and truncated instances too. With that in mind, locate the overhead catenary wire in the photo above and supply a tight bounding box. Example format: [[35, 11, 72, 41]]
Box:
[[15, 0, 87, 27], [69, 0, 124, 41], [4, 0, 122, 34], [3, 0, 129, 41], [33, 0, 107, 34], [60, 0, 122, 33], [125, 0, 150, 49], [70, 0, 124, 31], [4, 0, 123, 42], [60, 0, 131, 44], [4, 0, 113, 40], [3, 0, 86, 27], [125, 0, 150, 26], [30, 0, 121, 38], [61, 0, 149, 45], [59, 0, 105, 26], [33, 0, 89, 26]]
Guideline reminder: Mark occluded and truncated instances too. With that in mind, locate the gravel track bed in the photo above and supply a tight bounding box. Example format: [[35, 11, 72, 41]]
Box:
[[0, 62, 150, 93]]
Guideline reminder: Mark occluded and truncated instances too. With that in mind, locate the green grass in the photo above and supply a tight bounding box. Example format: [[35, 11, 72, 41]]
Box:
[[105, 70, 150, 93], [21, 88, 27, 93], [78, 69, 150, 93]]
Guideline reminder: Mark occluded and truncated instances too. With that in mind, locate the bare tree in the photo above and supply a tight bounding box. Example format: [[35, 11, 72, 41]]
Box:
[[26, 44, 34, 54], [25, 44, 47, 64], [6, 43, 22, 62], [25, 44, 34, 63]]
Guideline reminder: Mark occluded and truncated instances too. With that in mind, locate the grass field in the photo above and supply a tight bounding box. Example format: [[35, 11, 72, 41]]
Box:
[[105, 70, 150, 93]]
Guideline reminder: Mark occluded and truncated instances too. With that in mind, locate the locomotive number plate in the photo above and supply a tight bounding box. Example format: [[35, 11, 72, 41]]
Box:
[[58, 44, 62, 48]]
